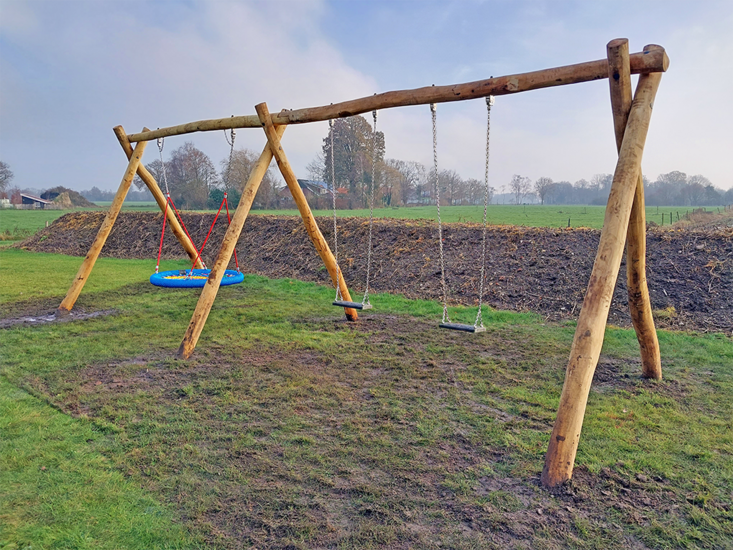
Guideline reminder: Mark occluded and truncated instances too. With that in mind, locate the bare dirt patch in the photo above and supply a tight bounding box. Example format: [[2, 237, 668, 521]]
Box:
[[20, 212, 733, 334], [0, 308, 116, 329]]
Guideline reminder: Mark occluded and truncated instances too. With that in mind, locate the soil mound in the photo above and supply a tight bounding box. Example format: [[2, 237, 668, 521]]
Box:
[[40, 186, 96, 208], [20, 211, 733, 333]]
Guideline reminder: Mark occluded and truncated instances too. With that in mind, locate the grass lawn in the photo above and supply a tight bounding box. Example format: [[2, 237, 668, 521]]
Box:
[[1, 247, 731, 548], [0, 201, 160, 242], [251, 204, 692, 229], [2, 204, 692, 245]]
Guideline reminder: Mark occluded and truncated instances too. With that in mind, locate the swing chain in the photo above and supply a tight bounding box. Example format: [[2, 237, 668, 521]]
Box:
[[329, 119, 343, 301], [361, 110, 378, 307], [432, 103, 450, 324], [224, 118, 236, 189], [474, 95, 494, 329], [157, 135, 171, 195]]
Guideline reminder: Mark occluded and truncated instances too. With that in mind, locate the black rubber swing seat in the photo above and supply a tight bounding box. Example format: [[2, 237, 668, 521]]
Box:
[[439, 323, 486, 333], [333, 300, 373, 310]]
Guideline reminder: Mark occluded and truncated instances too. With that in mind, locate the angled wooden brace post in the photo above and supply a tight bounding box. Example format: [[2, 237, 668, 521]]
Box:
[[255, 102, 359, 322], [542, 68, 663, 488], [177, 124, 287, 359], [607, 40, 663, 380], [59, 137, 148, 312], [113, 126, 203, 269]]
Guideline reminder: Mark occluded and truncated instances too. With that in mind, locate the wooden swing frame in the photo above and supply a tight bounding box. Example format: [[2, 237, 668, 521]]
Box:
[[59, 39, 668, 488]]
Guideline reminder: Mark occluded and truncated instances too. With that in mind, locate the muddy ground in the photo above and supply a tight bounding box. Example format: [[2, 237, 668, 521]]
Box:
[[27, 314, 710, 549], [19, 211, 733, 334]]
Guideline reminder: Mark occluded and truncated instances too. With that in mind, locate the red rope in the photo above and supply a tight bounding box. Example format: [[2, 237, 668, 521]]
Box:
[[189, 196, 225, 272], [166, 195, 201, 270], [154, 193, 237, 277], [155, 196, 170, 273], [224, 195, 240, 272]]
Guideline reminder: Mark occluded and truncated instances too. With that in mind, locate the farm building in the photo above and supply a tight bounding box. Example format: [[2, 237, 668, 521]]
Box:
[[19, 193, 53, 209]]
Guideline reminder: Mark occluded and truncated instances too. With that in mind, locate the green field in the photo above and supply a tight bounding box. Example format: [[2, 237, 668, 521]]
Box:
[[1, 204, 691, 244], [93, 200, 161, 212], [1, 247, 731, 548], [253, 204, 694, 228]]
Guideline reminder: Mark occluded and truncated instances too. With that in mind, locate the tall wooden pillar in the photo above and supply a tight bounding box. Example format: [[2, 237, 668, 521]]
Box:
[[177, 125, 287, 359], [607, 40, 663, 380], [255, 102, 358, 322], [59, 139, 147, 312], [541, 70, 662, 488]]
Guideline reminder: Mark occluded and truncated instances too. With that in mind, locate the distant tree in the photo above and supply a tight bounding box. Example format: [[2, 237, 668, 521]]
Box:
[[306, 153, 325, 182], [0, 161, 13, 193], [379, 162, 402, 206], [590, 173, 613, 194], [133, 159, 165, 191], [509, 174, 531, 204], [723, 187, 733, 205], [534, 176, 554, 205], [464, 178, 491, 205], [439, 169, 463, 205], [219, 148, 281, 209], [703, 185, 722, 205], [8, 187, 22, 204], [385, 159, 427, 205], [322, 115, 385, 208], [163, 142, 218, 209]]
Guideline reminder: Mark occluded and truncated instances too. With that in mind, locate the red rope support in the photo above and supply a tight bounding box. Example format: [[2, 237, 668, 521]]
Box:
[[223, 194, 240, 272], [166, 195, 202, 271], [189, 195, 226, 272], [155, 195, 170, 273]]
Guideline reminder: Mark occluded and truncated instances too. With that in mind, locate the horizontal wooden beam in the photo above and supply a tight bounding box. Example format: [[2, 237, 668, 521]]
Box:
[[127, 44, 668, 143]]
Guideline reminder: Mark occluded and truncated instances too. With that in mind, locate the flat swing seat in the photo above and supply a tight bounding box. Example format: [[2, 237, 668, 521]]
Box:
[[333, 300, 373, 310], [439, 323, 486, 333], [150, 268, 244, 288]]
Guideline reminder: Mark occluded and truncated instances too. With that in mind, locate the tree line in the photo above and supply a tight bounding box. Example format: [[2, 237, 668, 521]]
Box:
[[1, 121, 730, 209], [521, 171, 733, 207]]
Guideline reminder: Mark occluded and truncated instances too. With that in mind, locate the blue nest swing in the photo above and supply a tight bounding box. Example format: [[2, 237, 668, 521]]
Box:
[[151, 182, 243, 289], [150, 268, 244, 288]]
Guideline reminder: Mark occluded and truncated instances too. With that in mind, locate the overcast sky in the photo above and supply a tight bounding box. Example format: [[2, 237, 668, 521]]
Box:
[[1, 0, 732, 195]]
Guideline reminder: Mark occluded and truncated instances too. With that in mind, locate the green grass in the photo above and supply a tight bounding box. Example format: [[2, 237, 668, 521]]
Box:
[[1, 248, 731, 548], [0, 201, 161, 241], [254, 204, 685, 229], [0, 378, 199, 549], [1, 204, 688, 245], [0, 210, 72, 241], [94, 200, 161, 212]]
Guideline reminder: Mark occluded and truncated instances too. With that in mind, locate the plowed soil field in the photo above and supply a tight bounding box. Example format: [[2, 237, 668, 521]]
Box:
[[20, 211, 733, 334]]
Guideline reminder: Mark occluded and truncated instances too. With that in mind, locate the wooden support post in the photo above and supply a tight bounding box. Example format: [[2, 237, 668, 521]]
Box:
[[255, 102, 358, 322], [113, 126, 203, 268], [177, 125, 286, 359], [541, 70, 662, 488], [607, 40, 662, 380], [58, 139, 147, 312]]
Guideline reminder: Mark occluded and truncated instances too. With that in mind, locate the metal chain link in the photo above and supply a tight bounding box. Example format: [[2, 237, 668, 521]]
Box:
[[329, 119, 343, 301], [432, 103, 450, 324], [157, 136, 170, 196], [224, 123, 236, 189], [474, 96, 494, 329], [361, 110, 378, 307]]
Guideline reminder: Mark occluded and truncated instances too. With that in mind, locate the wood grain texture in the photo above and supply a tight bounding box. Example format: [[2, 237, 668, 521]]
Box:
[[177, 125, 286, 359], [255, 102, 358, 322], [127, 46, 668, 143], [59, 139, 148, 311], [113, 126, 203, 268], [607, 41, 662, 380], [542, 71, 663, 488]]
